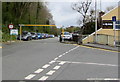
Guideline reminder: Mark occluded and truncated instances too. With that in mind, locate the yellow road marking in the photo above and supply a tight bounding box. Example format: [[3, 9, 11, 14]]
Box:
[[73, 44, 119, 53]]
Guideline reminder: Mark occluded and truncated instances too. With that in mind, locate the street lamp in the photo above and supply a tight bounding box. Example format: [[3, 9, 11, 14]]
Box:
[[95, 0, 98, 43]]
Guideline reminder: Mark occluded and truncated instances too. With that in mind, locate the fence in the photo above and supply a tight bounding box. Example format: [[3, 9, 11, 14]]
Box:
[[94, 34, 120, 46]]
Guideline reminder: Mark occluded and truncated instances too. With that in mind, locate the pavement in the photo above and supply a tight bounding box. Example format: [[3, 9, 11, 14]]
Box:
[[83, 43, 119, 52], [2, 37, 119, 80]]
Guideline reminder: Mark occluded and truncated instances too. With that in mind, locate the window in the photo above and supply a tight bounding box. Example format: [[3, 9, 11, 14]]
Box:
[[115, 20, 120, 30]]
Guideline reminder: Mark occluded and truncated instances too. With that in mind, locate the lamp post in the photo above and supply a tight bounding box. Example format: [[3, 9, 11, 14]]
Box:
[[112, 16, 116, 47], [95, 0, 98, 43]]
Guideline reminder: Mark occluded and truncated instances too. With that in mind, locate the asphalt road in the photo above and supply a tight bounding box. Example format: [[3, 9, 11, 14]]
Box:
[[2, 38, 118, 80]]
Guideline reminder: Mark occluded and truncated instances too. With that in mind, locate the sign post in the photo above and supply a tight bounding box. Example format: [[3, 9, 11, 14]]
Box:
[[8, 24, 14, 43], [112, 16, 116, 47], [10, 29, 18, 41]]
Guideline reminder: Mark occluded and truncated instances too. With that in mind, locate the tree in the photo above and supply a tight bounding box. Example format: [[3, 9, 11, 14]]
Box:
[[72, 0, 92, 44], [2, 2, 59, 41]]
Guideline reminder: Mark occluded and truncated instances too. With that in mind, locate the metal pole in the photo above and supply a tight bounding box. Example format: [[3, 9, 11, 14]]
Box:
[[62, 26, 64, 42], [113, 22, 116, 46], [95, 0, 97, 43], [10, 29, 12, 44], [100, 0, 102, 11]]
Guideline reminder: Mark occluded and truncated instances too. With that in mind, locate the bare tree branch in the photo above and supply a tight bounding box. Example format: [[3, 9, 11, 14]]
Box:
[[72, 0, 92, 44]]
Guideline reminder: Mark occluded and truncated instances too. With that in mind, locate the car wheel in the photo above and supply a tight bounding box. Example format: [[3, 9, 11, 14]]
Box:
[[36, 37, 38, 40], [27, 37, 30, 41], [30, 37, 32, 40]]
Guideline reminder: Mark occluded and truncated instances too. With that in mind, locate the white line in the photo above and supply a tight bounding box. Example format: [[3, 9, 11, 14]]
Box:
[[53, 66, 61, 70], [34, 69, 44, 73], [57, 61, 118, 67], [87, 78, 120, 80], [62, 53, 66, 55], [68, 49, 72, 52], [72, 46, 78, 50], [104, 78, 120, 80], [42, 64, 50, 68], [49, 60, 56, 64], [46, 70, 55, 75], [25, 74, 36, 80], [39, 76, 49, 80], [59, 61, 66, 65], [65, 52, 68, 54], [54, 57, 58, 60], [58, 55, 63, 58]]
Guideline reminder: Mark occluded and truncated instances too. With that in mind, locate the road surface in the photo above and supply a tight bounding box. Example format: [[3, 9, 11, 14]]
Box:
[[2, 38, 118, 80]]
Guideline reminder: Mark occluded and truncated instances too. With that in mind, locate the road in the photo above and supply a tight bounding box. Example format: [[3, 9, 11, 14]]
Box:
[[2, 37, 118, 80]]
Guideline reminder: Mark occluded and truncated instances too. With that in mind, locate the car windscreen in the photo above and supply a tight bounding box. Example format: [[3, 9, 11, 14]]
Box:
[[22, 32, 28, 35], [37, 33, 41, 35], [64, 32, 70, 35], [41, 34, 45, 35], [31, 33, 35, 35]]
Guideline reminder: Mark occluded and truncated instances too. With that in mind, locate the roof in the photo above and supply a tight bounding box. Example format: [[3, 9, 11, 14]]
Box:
[[102, 6, 120, 20]]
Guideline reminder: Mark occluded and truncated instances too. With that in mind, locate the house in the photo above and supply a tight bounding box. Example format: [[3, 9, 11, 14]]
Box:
[[82, 6, 120, 46]]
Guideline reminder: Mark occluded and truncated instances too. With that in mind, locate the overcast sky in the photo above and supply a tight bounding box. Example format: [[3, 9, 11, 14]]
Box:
[[46, 0, 120, 28]]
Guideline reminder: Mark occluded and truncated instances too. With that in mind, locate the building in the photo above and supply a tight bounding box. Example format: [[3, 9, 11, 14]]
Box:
[[82, 6, 120, 46]]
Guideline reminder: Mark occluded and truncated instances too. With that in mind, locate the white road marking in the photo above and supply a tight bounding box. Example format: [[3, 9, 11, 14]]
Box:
[[46, 70, 55, 75], [39, 76, 49, 80], [54, 57, 58, 60], [34, 69, 44, 73], [68, 49, 72, 52], [42, 64, 50, 68], [59, 61, 66, 65], [69, 46, 79, 51], [53, 66, 61, 70], [70, 49, 74, 51], [58, 55, 63, 58], [57, 61, 118, 67], [104, 78, 120, 80], [65, 52, 68, 54], [25, 74, 36, 80], [87, 78, 120, 80], [49, 60, 56, 64], [62, 53, 66, 55], [24, 46, 79, 80]]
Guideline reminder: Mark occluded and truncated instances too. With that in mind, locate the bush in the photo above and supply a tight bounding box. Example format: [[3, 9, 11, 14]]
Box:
[[2, 33, 16, 42]]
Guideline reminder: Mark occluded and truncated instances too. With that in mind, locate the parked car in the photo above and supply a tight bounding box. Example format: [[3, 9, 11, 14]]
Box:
[[49, 35, 55, 38], [41, 33, 46, 39], [72, 32, 79, 42], [17, 31, 32, 41], [37, 33, 42, 39], [59, 32, 72, 42], [31, 32, 38, 40], [45, 34, 49, 38]]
